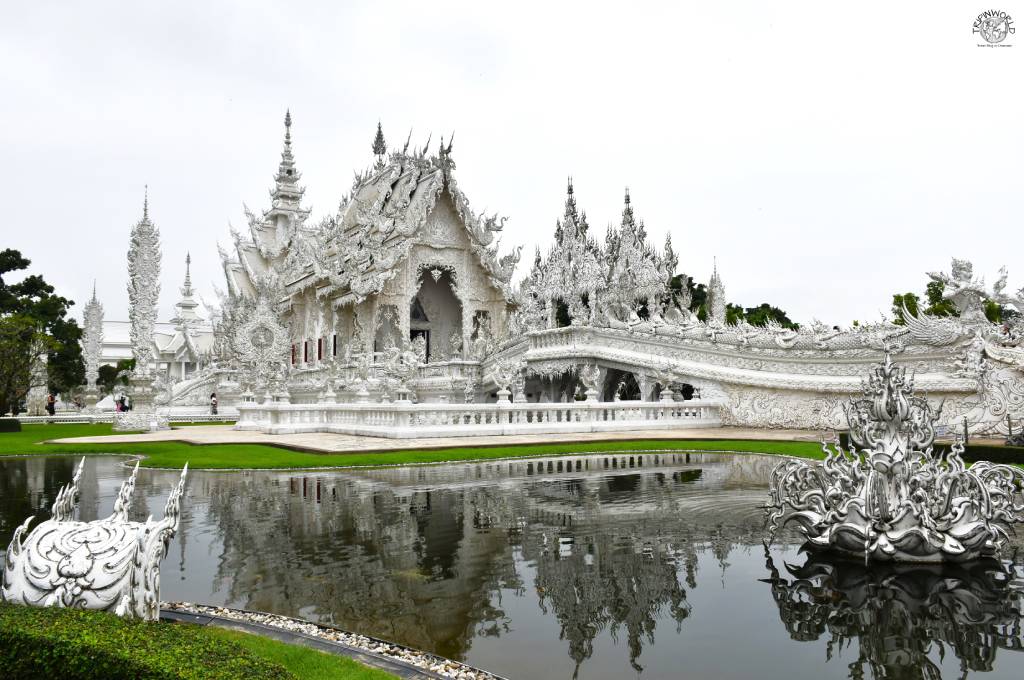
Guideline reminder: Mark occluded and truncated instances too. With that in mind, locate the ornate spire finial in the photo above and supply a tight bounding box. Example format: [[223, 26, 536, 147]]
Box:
[[143, 184, 149, 221], [567, 176, 573, 195], [372, 121, 387, 157], [91, 279, 97, 301], [184, 252, 192, 292], [624, 187, 631, 205]]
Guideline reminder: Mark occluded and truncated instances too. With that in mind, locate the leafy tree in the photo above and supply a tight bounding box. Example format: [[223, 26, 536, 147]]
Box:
[[669, 274, 797, 327], [923, 281, 956, 317], [725, 303, 745, 326], [0, 316, 53, 414], [0, 248, 84, 413], [744, 303, 798, 329], [984, 299, 1003, 324], [97, 359, 134, 395], [891, 292, 921, 325], [890, 279, 1005, 325]]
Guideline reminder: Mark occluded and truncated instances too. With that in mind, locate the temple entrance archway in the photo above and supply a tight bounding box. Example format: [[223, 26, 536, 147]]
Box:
[[602, 368, 641, 401], [410, 267, 462, 363]]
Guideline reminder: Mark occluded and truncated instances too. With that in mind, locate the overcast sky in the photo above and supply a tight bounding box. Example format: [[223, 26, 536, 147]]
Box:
[[2, 1, 1020, 326]]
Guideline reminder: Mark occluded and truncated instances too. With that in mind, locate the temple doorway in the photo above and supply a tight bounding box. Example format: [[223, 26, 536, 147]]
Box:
[[411, 268, 462, 363]]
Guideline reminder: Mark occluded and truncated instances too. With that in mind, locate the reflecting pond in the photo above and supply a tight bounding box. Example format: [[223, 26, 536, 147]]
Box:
[[2, 453, 1023, 680]]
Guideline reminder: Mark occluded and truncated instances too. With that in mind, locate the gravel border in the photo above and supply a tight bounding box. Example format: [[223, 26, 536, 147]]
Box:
[[162, 602, 506, 680]]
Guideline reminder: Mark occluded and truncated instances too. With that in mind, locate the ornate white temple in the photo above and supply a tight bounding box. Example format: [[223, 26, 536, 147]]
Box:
[[82, 113, 1024, 437]]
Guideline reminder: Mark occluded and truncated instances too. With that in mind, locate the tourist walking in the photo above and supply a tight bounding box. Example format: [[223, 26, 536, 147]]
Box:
[[45, 393, 56, 416], [210, 392, 218, 415]]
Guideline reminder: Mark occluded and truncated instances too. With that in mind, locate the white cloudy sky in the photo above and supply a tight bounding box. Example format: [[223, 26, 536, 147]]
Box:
[[2, 1, 1020, 326]]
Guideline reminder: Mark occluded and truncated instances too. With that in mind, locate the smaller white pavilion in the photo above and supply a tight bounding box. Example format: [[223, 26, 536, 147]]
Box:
[[99, 254, 214, 383]]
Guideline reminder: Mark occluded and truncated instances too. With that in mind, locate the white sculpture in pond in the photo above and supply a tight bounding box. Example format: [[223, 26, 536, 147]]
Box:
[[766, 353, 1024, 562], [2, 458, 188, 621]]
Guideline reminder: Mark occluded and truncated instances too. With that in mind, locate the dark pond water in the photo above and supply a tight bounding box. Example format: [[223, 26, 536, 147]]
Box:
[[2, 453, 1023, 680]]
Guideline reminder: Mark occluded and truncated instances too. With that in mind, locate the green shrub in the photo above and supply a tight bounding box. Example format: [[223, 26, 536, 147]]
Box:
[[0, 418, 21, 432], [0, 602, 294, 679]]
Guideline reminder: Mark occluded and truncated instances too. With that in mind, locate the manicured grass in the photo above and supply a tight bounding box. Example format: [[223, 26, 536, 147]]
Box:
[[204, 627, 398, 680], [0, 423, 826, 469], [0, 600, 394, 679]]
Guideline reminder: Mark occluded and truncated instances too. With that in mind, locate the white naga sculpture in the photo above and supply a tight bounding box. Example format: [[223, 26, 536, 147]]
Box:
[[2, 459, 188, 621], [766, 353, 1024, 562]]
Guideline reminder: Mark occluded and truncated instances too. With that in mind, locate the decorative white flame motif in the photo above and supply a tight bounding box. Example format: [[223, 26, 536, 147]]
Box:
[[2, 458, 189, 621], [766, 353, 1024, 562]]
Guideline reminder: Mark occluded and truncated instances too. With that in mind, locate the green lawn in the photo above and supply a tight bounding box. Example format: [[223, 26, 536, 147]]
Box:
[[205, 627, 398, 680], [0, 600, 396, 679], [0, 423, 826, 469]]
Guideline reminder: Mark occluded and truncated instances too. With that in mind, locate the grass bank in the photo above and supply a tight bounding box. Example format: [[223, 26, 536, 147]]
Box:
[[0, 601, 394, 679], [0, 423, 827, 469]]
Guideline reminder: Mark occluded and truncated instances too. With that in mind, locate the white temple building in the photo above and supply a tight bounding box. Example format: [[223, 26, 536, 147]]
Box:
[[79, 112, 1024, 436]]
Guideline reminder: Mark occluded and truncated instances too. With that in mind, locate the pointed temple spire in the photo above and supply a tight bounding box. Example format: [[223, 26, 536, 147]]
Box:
[[707, 257, 727, 325], [271, 109, 304, 207], [173, 251, 200, 328], [143, 185, 149, 222], [182, 252, 193, 296], [372, 122, 387, 157], [560, 176, 579, 238], [620, 187, 637, 238]]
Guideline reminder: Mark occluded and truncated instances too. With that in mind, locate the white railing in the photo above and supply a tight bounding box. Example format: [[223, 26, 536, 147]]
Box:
[[6, 411, 238, 425], [236, 398, 721, 438]]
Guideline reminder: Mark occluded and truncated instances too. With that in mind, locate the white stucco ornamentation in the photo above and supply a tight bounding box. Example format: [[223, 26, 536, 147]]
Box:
[[96, 113, 1011, 437], [126, 192, 161, 378], [115, 191, 169, 431], [81, 283, 103, 410], [766, 353, 1024, 562], [2, 459, 188, 621]]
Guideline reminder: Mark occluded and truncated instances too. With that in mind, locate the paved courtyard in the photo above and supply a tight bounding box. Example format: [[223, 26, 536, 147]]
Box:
[[48, 425, 828, 454]]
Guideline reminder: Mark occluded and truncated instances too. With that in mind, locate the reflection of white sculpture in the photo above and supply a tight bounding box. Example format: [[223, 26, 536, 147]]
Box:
[[2, 458, 189, 621], [766, 353, 1024, 562]]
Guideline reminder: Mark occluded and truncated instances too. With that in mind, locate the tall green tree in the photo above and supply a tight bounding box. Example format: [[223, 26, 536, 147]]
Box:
[[923, 281, 957, 317], [0, 248, 84, 413], [891, 292, 921, 325]]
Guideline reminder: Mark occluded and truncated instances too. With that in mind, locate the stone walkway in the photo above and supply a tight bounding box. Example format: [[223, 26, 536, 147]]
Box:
[[48, 425, 827, 454]]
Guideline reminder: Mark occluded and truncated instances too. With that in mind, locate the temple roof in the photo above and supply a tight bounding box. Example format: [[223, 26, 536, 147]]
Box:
[[304, 130, 520, 306], [218, 118, 522, 309]]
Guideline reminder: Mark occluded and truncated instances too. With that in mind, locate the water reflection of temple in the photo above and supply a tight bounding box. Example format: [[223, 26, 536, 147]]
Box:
[[194, 452, 786, 665], [762, 550, 1024, 679]]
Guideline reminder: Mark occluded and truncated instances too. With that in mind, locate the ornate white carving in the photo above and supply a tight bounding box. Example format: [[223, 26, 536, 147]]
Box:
[[2, 459, 189, 621], [126, 194, 161, 377], [766, 353, 1024, 562]]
